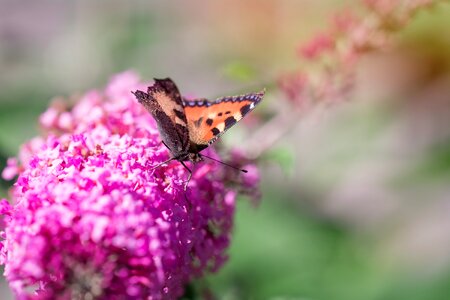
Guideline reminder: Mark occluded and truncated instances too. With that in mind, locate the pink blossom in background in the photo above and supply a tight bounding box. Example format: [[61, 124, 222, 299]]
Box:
[[331, 10, 361, 36], [278, 0, 441, 107], [1, 158, 19, 181], [298, 32, 335, 60], [364, 0, 398, 17], [277, 72, 309, 105], [0, 72, 260, 299]]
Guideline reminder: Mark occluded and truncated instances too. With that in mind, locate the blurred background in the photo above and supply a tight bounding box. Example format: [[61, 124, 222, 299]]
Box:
[[1, 0, 450, 299]]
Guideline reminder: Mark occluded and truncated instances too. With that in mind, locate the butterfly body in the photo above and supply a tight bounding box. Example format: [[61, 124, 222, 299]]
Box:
[[132, 78, 264, 167]]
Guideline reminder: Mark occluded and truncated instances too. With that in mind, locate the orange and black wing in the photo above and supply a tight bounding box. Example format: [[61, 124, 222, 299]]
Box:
[[133, 78, 190, 158], [183, 90, 265, 152]]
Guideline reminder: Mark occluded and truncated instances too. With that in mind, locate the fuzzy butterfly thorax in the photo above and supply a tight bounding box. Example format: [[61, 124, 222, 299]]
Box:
[[132, 78, 264, 168]]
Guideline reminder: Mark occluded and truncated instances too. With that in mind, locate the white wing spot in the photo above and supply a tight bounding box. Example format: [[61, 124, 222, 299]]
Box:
[[217, 123, 225, 132]]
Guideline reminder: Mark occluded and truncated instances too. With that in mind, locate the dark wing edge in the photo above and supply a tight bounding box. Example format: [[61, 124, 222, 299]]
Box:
[[212, 88, 265, 105], [182, 89, 266, 108], [207, 89, 265, 146], [132, 78, 190, 156], [182, 97, 211, 107]]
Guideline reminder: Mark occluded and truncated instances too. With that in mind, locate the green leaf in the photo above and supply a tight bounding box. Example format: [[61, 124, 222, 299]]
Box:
[[222, 61, 257, 82], [265, 147, 295, 176]]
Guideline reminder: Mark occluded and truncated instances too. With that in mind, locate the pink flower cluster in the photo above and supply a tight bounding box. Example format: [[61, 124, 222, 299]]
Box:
[[280, 0, 440, 106], [0, 72, 259, 299]]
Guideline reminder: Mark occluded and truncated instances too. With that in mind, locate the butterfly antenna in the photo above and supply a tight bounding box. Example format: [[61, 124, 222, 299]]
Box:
[[200, 154, 248, 173]]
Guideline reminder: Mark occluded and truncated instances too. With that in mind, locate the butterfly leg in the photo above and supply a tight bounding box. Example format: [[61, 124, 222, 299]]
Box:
[[149, 140, 176, 170], [150, 157, 175, 170], [180, 161, 192, 191]]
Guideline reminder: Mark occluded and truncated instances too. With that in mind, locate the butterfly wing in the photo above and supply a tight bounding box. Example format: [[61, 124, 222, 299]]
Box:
[[133, 78, 190, 158], [183, 90, 265, 152]]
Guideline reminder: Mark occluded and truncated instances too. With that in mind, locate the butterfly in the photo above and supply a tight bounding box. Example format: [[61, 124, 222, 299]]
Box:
[[132, 78, 264, 186]]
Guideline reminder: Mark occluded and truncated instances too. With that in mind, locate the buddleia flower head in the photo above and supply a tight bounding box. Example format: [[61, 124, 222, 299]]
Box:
[[0, 72, 260, 299]]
